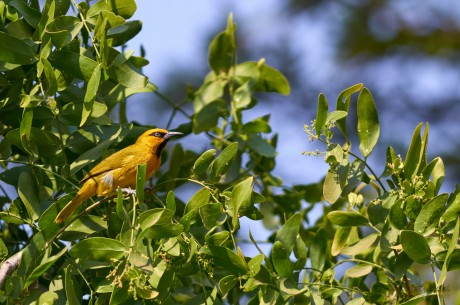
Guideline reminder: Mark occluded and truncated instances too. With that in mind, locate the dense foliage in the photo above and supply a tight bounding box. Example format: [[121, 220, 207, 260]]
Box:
[[0, 0, 459, 304]]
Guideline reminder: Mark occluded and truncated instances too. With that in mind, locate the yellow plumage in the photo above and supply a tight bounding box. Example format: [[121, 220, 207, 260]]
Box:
[[55, 128, 181, 223]]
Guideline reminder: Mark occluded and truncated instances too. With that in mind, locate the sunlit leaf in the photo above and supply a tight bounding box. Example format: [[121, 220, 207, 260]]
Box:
[[328, 210, 367, 227], [414, 193, 447, 234], [191, 149, 216, 176], [345, 264, 373, 278], [69, 237, 127, 261], [357, 88, 379, 158], [209, 142, 238, 181]]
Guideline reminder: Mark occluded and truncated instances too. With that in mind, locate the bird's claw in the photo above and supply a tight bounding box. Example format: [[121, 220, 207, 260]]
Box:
[[121, 188, 137, 195]]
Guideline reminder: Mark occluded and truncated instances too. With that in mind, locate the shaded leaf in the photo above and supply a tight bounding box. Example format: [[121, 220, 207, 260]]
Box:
[[315, 93, 328, 135], [400, 230, 431, 264], [310, 228, 327, 271], [18, 171, 40, 221], [209, 246, 248, 275], [275, 213, 301, 254], [209, 142, 238, 181], [271, 240, 293, 278]]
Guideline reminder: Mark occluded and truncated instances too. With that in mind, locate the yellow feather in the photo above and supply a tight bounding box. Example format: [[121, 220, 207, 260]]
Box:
[[55, 128, 181, 224]]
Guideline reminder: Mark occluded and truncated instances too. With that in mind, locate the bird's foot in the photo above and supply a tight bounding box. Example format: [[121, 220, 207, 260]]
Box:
[[121, 188, 137, 195]]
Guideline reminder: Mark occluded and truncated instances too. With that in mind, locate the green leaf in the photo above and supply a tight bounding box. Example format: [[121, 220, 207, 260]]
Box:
[[136, 163, 146, 203], [206, 230, 230, 247], [45, 16, 83, 49], [0, 238, 8, 260], [69, 124, 131, 174], [108, 20, 142, 46], [193, 99, 227, 133], [20, 108, 36, 157], [357, 88, 379, 157], [87, 0, 137, 22], [38, 291, 59, 305], [345, 264, 373, 278], [81, 64, 101, 126], [315, 93, 328, 135], [231, 177, 253, 229], [275, 213, 301, 254], [327, 211, 367, 227], [50, 50, 98, 82], [336, 83, 363, 139], [139, 223, 183, 240], [247, 134, 276, 157], [389, 200, 407, 230], [209, 142, 238, 181], [25, 246, 67, 287], [184, 188, 211, 214], [191, 149, 216, 176], [69, 237, 127, 261], [107, 56, 148, 89], [116, 187, 131, 224], [414, 193, 447, 234], [241, 116, 271, 133], [209, 14, 235, 74], [40, 58, 57, 96], [18, 171, 40, 221], [341, 233, 378, 256], [400, 230, 431, 264], [325, 111, 348, 125], [235, 61, 290, 95], [436, 250, 460, 272], [233, 81, 253, 109], [8, 0, 41, 28], [209, 246, 248, 275], [110, 50, 134, 67], [65, 266, 82, 305], [138, 208, 174, 230], [248, 254, 264, 277], [404, 123, 428, 179], [395, 252, 413, 279], [199, 203, 225, 229], [310, 228, 327, 271], [166, 191, 176, 215], [438, 218, 460, 286], [400, 294, 437, 305], [59, 215, 107, 241], [66, 124, 132, 154], [331, 226, 351, 256], [442, 192, 460, 223], [271, 240, 293, 278], [219, 275, 237, 298], [193, 78, 226, 113]]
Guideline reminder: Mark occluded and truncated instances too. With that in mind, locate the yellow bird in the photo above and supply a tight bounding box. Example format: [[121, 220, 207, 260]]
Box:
[[55, 128, 182, 224]]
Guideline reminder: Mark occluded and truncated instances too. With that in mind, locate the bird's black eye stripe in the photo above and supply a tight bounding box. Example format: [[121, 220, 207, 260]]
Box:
[[151, 132, 166, 138]]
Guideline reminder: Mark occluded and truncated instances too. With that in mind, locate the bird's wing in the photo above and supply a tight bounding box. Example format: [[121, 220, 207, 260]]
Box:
[[79, 145, 139, 184]]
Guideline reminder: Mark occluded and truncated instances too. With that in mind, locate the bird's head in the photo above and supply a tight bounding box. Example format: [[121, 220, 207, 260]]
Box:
[[136, 128, 183, 156]]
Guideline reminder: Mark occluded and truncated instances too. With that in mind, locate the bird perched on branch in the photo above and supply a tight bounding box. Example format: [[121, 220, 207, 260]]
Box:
[[55, 128, 182, 224]]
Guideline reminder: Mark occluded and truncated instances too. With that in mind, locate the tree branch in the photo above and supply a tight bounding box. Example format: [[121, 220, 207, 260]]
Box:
[[0, 251, 23, 288]]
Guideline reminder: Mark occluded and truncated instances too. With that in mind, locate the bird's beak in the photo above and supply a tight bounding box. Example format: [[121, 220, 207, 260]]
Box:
[[164, 131, 183, 140]]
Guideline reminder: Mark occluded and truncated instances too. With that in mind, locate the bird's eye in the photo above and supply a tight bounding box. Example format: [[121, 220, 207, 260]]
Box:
[[154, 132, 163, 138]]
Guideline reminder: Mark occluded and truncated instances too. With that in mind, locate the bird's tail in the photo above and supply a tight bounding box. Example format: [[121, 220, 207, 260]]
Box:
[[55, 181, 96, 224]]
